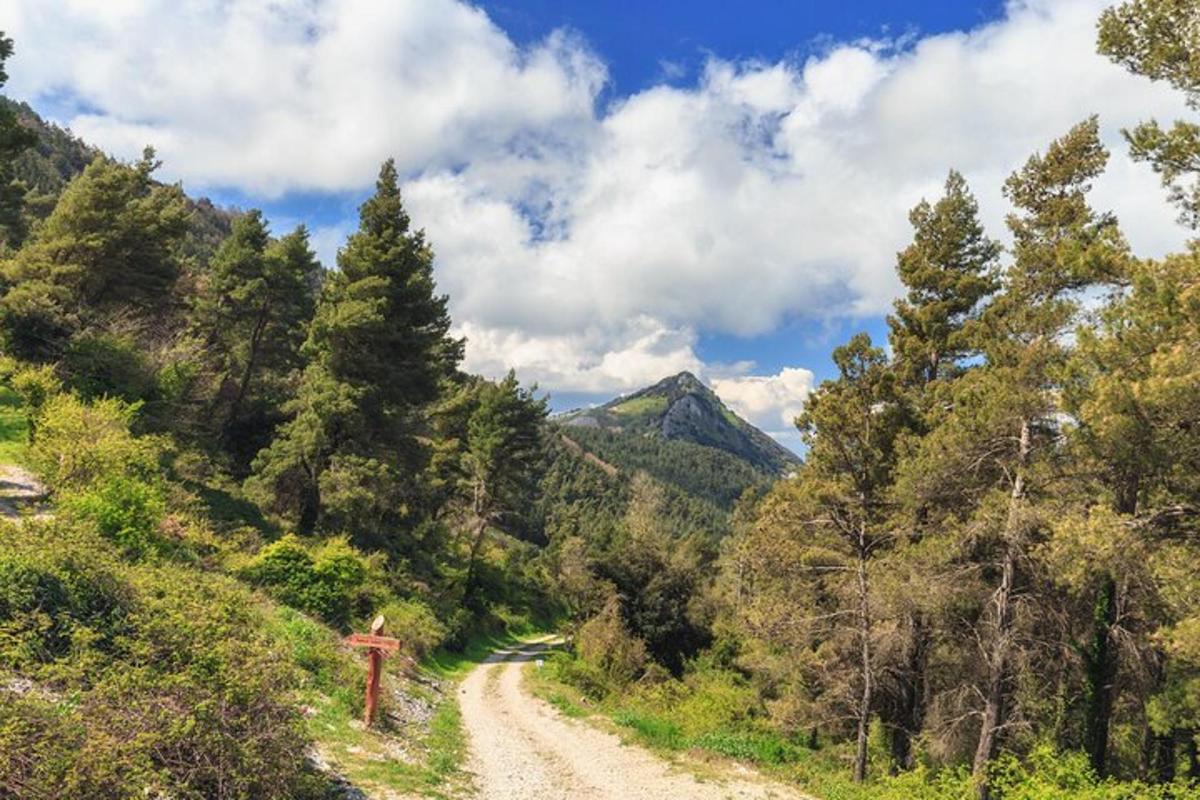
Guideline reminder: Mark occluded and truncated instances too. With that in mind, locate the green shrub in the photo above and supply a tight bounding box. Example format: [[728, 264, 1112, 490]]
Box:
[[548, 650, 612, 700], [986, 745, 1199, 800], [9, 362, 61, 439], [28, 393, 163, 491], [62, 475, 166, 556], [61, 332, 156, 403], [242, 534, 380, 627], [0, 552, 331, 800], [631, 667, 759, 739], [575, 595, 646, 689], [0, 519, 131, 672], [374, 598, 447, 660], [264, 606, 357, 708]]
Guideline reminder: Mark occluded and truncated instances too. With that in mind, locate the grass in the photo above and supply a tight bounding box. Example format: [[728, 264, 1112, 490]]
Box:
[[609, 395, 668, 417], [527, 653, 1200, 800], [0, 385, 29, 464], [543, 690, 588, 718], [263, 605, 489, 799]]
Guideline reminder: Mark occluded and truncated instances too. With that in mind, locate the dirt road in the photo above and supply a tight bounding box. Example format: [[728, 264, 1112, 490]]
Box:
[[458, 639, 806, 800]]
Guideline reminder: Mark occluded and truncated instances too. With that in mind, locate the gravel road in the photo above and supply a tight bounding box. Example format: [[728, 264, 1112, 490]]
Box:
[[459, 640, 807, 800]]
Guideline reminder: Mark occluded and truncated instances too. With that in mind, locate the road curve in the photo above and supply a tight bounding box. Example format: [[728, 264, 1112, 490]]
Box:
[[458, 639, 806, 800]]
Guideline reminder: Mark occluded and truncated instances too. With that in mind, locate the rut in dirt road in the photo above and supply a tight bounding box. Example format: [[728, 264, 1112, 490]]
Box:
[[458, 640, 808, 800]]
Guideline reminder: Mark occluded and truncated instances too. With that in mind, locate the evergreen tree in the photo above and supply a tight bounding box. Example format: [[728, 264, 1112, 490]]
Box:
[[883, 171, 999, 769], [889, 170, 1000, 388], [192, 211, 320, 465], [899, 118, 1125, 798], [1054, 247, 1200, 778], [445, 371, 548, 601], [727, 333, 909, 782], [1099, 0, 1200, 227], [247, 160, 462, 545], [0, 150, 187, 361], [0, 32, 35, 248]]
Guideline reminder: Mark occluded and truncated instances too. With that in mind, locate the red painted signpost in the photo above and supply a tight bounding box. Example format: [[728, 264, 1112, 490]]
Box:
[[347, 614, 401, 727]]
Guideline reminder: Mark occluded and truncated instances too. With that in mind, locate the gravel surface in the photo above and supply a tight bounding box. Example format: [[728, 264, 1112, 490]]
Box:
[[459, 640, 808, 800]]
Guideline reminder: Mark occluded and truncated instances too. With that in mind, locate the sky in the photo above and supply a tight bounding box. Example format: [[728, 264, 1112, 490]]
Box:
[[0, 0, 1192, 452]]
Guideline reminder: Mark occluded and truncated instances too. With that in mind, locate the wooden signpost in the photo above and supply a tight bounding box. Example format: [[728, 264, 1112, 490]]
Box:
[[347, 614, 401, 727]]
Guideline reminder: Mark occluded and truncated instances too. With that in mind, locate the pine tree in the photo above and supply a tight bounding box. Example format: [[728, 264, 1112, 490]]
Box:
[[247, 160, 462, 545], [452, 371, 548, 601], [883, 170, 999, 769], [0, 32, 35, 248], [899, 118, 1125, 798], [192, 211, 320, 465], [1055, 247, 1200, 778], [1099, 0, 1200, 227], [724, 333, 911, 782], [889, 170, 1000, 389], [0, 150, 187, 360]]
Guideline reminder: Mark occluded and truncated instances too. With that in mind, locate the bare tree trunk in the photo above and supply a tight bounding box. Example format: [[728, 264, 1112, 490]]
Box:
[[223, 305, 270, 442], [973, 419, 1029, 800], [1085, 483, 1136, 776], [854, 524, 873, 784], [1084, 574, 1118, 776], [889, 612, 929, 773]]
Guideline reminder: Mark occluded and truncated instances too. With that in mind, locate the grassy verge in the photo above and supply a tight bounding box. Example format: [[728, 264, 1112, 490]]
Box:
[[271, 607, 549, 799], [266, 606, 476, 799], [525, 652, 1200, 800], [0, 385, 29, 464]]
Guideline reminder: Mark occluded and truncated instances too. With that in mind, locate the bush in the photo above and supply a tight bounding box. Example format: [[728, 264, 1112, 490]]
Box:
[[0, 519, 131, 673], [27, 393, 163, 491], [242, 534, 380, 627], [374, 598, 447, 660], [8, 362, 61, 439], [0, 559, 329, 799], [0, 518, 331, 800], [575, 594, 646, 689], [548, 650, 612, 700], [986, 745, 1199, 800], [62, 475, 166, 556], [60, 332, 155, 403]]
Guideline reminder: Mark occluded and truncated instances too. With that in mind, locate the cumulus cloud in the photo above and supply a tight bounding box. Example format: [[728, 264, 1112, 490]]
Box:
[[2, 0, 1194, 414], [2, 0, 605, 195], [711, 368, 816, 434]]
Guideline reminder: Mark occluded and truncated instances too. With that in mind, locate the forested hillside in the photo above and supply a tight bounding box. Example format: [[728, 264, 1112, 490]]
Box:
[[4, 1, 1200, 799]]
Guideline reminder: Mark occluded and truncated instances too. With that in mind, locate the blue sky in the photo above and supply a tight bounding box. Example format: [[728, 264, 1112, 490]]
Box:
[[485, 1, 1005, 95], [1, 0, 1190, 449], [228, 0, 997, 398]]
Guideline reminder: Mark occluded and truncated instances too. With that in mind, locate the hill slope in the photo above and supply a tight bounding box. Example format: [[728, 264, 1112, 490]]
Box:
[[4, 96, 238, 259]]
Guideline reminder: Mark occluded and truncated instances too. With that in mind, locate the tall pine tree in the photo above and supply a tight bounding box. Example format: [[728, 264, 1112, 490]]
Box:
[[192, 211, 320, 466], [247, 160, 462, 546]]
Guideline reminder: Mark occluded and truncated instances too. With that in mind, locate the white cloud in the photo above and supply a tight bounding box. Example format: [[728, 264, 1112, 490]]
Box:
[[2, 0, 1194, 412], [2, 0, 605, 196], [712, 368, 815, 436], [454, 317, 704, 394]]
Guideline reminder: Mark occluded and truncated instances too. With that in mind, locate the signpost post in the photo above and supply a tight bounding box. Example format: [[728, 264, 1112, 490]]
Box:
[[346, 614, 401, 727]]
